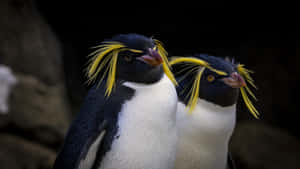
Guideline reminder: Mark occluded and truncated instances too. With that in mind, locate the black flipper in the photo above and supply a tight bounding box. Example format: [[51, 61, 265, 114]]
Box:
[[227, 152, 237, 169], [76, 120, 107, 169], [53, 82, 134, 169]]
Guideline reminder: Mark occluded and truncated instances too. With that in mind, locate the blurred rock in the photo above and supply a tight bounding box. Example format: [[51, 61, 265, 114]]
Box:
[[0, 0, 72, 149], [0, 65, 17, 114], [1, 73, 71, 145], [230, 121, 300, 169], [0, 0, 63, 85], [236, 47, 300, 137], [0, 133, 56, 169], [0, 113, 10, 127]]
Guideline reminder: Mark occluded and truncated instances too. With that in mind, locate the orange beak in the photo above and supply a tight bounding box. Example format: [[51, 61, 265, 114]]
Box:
[[136, 48, 163, 66], [222, 72, 246, 88]]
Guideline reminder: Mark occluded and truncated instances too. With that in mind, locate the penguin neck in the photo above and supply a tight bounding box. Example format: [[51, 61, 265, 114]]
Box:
[[99, 74, 178, 169], [121, 72, 165, 89], [176, 98, 236, 147], [117, 66, 164, 85]]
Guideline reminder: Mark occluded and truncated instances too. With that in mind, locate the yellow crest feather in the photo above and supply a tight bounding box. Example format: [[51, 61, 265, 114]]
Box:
[[86, 38, 177, 97], [237, 64, 260, 119], [187, 67, 206, 113], [87, 42, 125, 78], [170, 57, 228, 76], [154, 39, 178, 86], [105, 51, 118, 96], [170, 57, 227, 113], [86, 41, 125, 97], [237, 64, 259, 119]]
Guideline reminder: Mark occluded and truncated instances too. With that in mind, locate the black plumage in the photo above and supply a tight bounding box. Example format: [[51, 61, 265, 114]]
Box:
[[53, 82, 134, 169], [53, 34, 168, 169], [173, 54, 239, 107], [172, 54, 243, 169]]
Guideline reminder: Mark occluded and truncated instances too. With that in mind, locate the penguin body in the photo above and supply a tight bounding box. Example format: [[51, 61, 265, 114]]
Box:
[[53, 34, 178, 169], [175, 99, 236, 169], [172, 54, 245, 169], [99, 75, 177, 169], [54, 81, 134, 169]]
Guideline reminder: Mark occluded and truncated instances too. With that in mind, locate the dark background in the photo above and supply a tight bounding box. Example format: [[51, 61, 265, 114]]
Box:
[[0, 1, 299, 169], [38, 1, 300, 134]]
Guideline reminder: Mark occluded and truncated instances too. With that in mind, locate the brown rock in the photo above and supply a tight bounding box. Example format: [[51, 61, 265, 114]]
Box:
[[0, 0, 63, 85], [0, 133, 56, 169], [1, 74, 71, 145], [0, 0, 72, 146], [230, 121, 300, 169], [0, 65, 17, 114]]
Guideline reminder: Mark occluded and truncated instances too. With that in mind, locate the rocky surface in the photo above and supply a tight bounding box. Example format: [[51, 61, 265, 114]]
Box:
[[1, 73, 71, 145], [0, 133, 56, 169], [0, 65, 17, 114], [230, 121, 300, 169], [0, 0, 71, 169], [0, 0, 63, 85]]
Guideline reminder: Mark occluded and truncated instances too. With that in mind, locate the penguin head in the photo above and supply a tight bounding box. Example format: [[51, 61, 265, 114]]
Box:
[[194, 54, 244, 107], [86, 34, 176, 96], [111, 34, 164, 84], [171, 54, 259, 118]]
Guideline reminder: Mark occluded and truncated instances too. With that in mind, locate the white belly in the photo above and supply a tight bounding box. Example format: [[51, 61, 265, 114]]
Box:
[[99, 75, 178, 169], [175, 99, 236, 169]]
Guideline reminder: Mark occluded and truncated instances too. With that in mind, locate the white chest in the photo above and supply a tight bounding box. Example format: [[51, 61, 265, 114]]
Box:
[[99, 75, 178, 169], [175, 99, 236, 169]]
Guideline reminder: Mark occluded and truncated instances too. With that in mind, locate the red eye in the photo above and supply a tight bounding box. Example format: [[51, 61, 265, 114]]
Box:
[[207, 75, 215, 82]]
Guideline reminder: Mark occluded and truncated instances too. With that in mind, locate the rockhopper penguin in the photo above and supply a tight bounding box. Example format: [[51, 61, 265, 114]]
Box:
[[170, 54, 259, 169], [53, 34, 178, 169]]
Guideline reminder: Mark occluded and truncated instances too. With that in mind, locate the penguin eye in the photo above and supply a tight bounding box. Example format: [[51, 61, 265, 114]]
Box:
[[124, 55, 132, 62], [207, 75, 215, 82]]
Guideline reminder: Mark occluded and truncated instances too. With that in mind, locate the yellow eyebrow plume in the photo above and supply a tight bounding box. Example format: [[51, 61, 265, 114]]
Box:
[[87, 42, 125, 79], [129, 49, 143, 53], [170, 57, 228, 76], [86, 38, 178, 97], [154, 39, 178, 86], [170, 57, 227, 113], [170, 57, 260, 118], [187, 67, 206, 113], [237, 64, 260, 119], [105, 51, 118, 96], [86, 41, 126, 97]]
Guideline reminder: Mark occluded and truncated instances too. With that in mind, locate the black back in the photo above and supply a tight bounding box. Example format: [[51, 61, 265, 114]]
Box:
[[53, 33, 167, 169], [53, 81, 134, 169], [53, 33, 169, 169]]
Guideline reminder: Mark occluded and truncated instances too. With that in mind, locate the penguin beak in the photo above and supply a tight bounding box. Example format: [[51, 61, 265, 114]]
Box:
[[136, 48, 163, 66], [222, 72, 246, 88]]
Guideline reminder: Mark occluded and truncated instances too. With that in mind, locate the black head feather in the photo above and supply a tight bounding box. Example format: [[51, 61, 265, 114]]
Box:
[[174, 54, 239, 107], [112, 34, 163, 84], [87, 33, 164, 91], [109, 33, 155, 51]]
